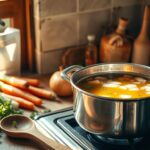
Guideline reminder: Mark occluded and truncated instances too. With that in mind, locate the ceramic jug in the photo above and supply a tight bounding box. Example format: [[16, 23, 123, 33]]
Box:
[[100, 18, 132, 63]]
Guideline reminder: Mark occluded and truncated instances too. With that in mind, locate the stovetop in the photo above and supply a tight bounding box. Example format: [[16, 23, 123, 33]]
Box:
[[35, 107, 150, 150]]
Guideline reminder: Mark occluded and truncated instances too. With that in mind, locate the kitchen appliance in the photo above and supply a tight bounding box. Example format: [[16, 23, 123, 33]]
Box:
[[36, 107, 150, 150], [61, 63, 150, 138], [0, 27, 21, 75]]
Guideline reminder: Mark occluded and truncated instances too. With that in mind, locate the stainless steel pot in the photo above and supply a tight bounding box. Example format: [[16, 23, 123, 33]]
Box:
[[61, 63, 150, 138]]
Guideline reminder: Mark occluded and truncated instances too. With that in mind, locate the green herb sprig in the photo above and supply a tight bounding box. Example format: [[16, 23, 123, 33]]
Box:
[[0, 96, 23, 120], [30, 109, 51, 120], [12, 120, 17, 128]]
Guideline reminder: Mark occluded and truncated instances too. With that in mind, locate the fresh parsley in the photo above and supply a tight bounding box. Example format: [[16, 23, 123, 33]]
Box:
[[12, 120, 17, 128], [0, 96, 23, 120], [30, 109, 51, 120]]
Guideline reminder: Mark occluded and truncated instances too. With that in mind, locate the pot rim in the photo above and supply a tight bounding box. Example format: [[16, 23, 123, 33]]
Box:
[[70, 63, 150, 103]]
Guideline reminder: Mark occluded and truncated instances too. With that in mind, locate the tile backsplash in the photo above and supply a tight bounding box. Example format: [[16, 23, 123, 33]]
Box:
[[79, 9, 111, 45], [79, 0, 111, 11], [41, 15, 78, 52], [33, 0, 148, 74], [112, 0, 140, 7], [39, 0, 77, 18]]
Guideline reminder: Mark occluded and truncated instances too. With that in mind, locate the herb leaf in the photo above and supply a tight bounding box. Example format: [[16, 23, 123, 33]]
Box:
[[30, 109, 51, 120], [12, 121, 17, 128], [0, 96, 23, 120]]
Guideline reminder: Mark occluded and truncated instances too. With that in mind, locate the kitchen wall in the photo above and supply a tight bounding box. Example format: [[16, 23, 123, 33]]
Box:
[[33, 0, 148, 74]]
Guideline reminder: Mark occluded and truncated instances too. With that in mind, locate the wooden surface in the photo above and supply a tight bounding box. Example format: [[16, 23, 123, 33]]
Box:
[[0, 75, 73, 150]]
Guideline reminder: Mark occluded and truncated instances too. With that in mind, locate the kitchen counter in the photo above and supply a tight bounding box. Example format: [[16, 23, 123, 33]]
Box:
[[0, 75, 73, 150]]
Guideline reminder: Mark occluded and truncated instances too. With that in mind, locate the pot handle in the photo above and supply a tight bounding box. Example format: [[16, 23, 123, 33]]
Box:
[[61, 65, 83, 82]]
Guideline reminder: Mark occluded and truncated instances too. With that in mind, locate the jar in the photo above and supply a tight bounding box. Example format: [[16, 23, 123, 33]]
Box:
[[85, 35, 98, 65]]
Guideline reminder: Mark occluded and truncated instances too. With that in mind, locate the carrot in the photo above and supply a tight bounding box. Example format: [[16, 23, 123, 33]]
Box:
[[28, 86, 56, 100], [0, 81, 42, 106], [0, 92, 34, 110], [19, 77, 40, 86], [0, 75, 28, 89]]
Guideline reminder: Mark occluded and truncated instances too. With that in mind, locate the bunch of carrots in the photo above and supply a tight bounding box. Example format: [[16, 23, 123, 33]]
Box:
[[0, 75, 56, 110]]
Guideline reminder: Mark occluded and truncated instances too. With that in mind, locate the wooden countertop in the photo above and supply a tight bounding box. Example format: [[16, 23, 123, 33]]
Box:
[[0, 75, 73, 150]]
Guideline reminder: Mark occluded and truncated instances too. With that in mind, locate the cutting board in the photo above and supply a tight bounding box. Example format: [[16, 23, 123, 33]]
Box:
[[61, 45, 86, 67]]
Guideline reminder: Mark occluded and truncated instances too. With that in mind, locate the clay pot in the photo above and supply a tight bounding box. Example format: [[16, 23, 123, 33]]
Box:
[[100, 18, 132, 63]]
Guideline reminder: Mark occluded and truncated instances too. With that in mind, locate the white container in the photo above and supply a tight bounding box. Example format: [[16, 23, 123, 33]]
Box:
[[0, 27, 21, 75]]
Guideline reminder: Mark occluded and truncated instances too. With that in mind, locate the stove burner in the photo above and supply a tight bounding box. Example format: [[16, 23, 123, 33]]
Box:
[[88, 134, 143, 145], [36, 107, 150, 150]]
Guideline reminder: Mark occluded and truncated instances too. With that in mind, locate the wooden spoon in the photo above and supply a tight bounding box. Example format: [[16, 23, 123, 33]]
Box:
[[0, 114, 71, 150]]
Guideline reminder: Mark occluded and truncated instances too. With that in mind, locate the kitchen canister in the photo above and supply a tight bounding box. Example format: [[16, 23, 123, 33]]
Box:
[[100, 18, 132, 63], [0, 27, 21, 75], [132, 5, 150, 66]]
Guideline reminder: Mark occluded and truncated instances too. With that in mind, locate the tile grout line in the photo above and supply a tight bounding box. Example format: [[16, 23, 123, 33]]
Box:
[[39, 2, 141, 22], [110, 0, 114, 25], [42, 48, 65, 54], [39, 7, 112, 22], [77, 0, 80, 46]]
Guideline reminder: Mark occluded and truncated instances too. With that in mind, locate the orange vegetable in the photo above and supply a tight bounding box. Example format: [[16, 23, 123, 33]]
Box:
[[0, 81, 42, 106], [0, 92, 35, 110], [20, 78, 40, 86], [0, 75, 28, 89], [28, 86, 56, 100]]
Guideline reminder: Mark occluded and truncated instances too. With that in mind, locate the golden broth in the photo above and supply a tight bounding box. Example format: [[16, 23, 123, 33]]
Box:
[[78, 74, 150, 99]]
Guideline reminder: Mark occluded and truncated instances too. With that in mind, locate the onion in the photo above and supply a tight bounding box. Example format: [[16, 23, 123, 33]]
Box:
[[49, 67, 73, 97]]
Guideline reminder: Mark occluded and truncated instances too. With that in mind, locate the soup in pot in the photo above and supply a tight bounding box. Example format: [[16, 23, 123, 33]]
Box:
[[77, 73, 150, 99]]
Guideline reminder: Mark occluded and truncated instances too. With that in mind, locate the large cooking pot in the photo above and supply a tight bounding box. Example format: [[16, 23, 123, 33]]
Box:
[[61, 63, 150, 138]]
